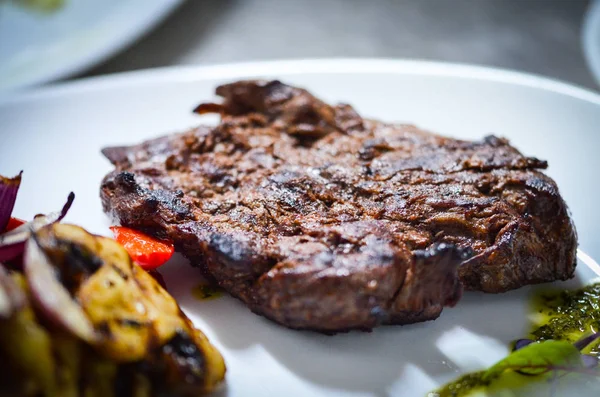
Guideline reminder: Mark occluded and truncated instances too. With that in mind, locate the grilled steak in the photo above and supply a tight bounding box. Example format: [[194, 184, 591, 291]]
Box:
[[100, 80, 577, 332]]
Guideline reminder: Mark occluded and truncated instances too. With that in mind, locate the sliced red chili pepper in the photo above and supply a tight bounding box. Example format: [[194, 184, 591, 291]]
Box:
[[110, 226, 174, 270], [4, 217, 25, 232]]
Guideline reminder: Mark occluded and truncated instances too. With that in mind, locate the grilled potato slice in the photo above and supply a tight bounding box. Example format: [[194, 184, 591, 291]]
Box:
[[17, 224, 225, 395], [0, 272, 57, 397]]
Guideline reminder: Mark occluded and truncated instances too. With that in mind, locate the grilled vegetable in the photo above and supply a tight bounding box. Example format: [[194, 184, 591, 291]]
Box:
[[0, 224, 225, 396], [0, 272, 57, 396], [0, 173, 21, 232], [0, 264, 26, 318], [24, 233, 97, 343], [0, 192, 74, 263]]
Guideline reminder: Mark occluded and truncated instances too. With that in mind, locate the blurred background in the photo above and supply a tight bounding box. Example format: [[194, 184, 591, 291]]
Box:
[[2, 0, 600, 91]]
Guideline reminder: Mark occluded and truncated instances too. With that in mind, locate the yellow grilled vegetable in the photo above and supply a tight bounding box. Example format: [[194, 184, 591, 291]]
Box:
[[0, 224, 225, 396], [0, 275, 56, 396]]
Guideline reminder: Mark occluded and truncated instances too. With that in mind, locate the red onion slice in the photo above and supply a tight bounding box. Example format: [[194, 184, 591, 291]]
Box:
[[574, 332, 600, 351], [24, 234, 97, 343], [0, 172, 22, 231], [514, 338, 534, 351], [0, 192, 74, 263], [0, 263, 26, 318], [582, 354, 599, 368], [0, 243, 26, 265]]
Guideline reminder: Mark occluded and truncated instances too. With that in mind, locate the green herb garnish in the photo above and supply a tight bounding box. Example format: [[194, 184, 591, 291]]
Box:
[[191, 284, 223, 301], [432, 281, 600, 397], [10, 0, 65, 13], [434, 336, 599, 397]]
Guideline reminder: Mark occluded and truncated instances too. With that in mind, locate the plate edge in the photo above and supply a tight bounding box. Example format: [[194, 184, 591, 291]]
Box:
[[2, 59, 600, 106]]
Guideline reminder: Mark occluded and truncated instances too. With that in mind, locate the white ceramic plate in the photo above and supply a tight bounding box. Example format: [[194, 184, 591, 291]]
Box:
[[1, 59, 599, 397], [0, 0, 184, 91]]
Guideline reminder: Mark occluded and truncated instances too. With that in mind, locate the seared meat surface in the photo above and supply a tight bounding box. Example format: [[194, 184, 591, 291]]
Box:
[[100, 80, 577, 332]]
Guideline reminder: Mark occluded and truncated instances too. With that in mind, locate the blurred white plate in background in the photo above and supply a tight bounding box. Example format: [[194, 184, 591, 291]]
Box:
[[584, 0, 600, 87], [0, 0, 184, 91], [1, 59, 599, 396]]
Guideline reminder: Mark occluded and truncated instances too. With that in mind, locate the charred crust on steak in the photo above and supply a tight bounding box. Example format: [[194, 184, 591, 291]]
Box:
[[100, 80, 578, 332]]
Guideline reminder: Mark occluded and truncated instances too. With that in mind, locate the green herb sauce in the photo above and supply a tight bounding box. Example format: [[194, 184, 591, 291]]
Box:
[[530, 283, 600, 356], [433, 372, 489, 397], [191, 284, 223, 301], [14, 0, 65, 12], [431, 282, 600, 396]]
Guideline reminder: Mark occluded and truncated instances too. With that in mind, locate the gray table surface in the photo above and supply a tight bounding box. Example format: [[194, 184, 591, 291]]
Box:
[[83, 0, 598, 91]]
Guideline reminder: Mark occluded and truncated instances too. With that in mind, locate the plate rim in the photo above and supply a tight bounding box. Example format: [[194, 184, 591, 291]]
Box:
[[1, 0, 185, 92], [577, 249, 600, 276], [2, 58, 600, 106]]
